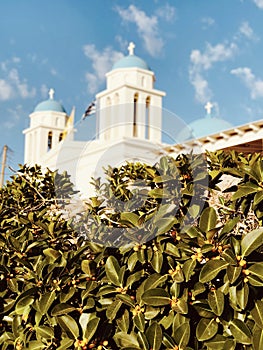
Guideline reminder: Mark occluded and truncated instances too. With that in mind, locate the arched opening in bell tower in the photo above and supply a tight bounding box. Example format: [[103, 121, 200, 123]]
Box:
[[145, 96, 151, 139], [59, 132, 64, 142], [133, 93, 138, 137], [105, 96, 112, 140], [47, 131, 53, 151]]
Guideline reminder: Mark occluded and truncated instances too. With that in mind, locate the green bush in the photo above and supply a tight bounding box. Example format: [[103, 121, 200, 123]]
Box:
[[0, 152, 263, 350]]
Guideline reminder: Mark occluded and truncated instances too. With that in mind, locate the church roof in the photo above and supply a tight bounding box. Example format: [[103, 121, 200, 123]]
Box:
[[112, 54, 150, 71], [112, 42, 150, 71], [34, 89, 66, 113], [177, 109, 233, 142], [188, 117, 232, 138], [34, 99, 66, 113]]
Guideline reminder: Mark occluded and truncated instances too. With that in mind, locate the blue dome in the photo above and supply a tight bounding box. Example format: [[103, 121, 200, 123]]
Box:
[[112, 54, 150, 71], [177, 117, 233, 142], [34, 99, 66, 113]]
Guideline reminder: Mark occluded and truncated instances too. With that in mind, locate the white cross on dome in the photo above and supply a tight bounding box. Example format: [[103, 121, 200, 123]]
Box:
[[204, 101, 213, 115], [49, 88, 55, 100], [128, 42, 135, 55]]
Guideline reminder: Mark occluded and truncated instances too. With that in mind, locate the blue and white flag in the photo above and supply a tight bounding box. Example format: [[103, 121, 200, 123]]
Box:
[[82, 100, 96, 120]]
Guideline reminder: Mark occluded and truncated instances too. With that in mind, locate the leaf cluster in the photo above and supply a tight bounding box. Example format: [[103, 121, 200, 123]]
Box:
[[0, 153, 262, 349]]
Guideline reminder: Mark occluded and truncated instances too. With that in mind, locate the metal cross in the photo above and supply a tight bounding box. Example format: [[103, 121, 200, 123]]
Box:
[[49, 88, 55, 100], [128, 42, 135, 55], [204, 101, 213, 115]]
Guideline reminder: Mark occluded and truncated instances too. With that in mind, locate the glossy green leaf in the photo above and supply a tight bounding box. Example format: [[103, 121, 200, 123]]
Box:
[[81, 260, 93, 275], [116, 309, 130, 333], [200, 259, 228, 283], [251, 300, 263, 328], [144, 273, 168, 290], [199, 207, 217, 233], [43, 248, 61, 262], [253, 190, 263, 205], [154, 217, 177, 236], [56, 337, 74, 350], [188, 204, 201, 218], [196, 318, 218, 341], [36, 325, 54, 339], [85, 316, 100, 343], [144, 305, 160, 320], [106, 299, 122, 321], [171, 298, 188, 314], [24, 341, 45, 350], [56, 315, 79, 339], [146, 322, 162, 350], [204, 335, 230, 350], [15, 295, 34, 314], [134, 312, 145, 332], [208, 289, 224, 316], [150, 251, 163, 273], [173, 322, 190, 348], [162, 333, 176, 348], [51, 303, 76, 316], [116, 294, 135, 308], [220, 216, 240, 235], [236, 283, 249, 310], [183, 258, 196, 282], [253, 329, 263, 350], [222, 248, 237, 265], [113, 332, 140, 348], [232, 182, 259, 200], [141, 288, 170, 306], [229, 319, 252, 345], [241, 227, 263, 257], [36, 291, 56, 315], [248, 262, 263, 281], [105, 255, 121, 286], [226, 265, 242, 284], [137, 332, 149, 350], [120, 212, 140, 227]]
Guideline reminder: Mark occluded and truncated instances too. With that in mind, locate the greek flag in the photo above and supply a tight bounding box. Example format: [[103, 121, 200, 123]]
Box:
[[82, 100, 96, 120]]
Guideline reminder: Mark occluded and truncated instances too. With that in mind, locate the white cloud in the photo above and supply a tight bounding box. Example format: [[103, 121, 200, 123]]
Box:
[[83, 44, 123, 94], [12, 57, 21, 63], [8, 68, 36, 98], [0, 63, 36, 100], [189, 73, 212, 104], [238, 21, 256, 40], [50, 68, 57, 76], [0, 79, 13, 100], [115, 36, 128, 52], [40, 84, 49, 98], [156, 4, 176, 22], [201, 17, 215, 29], [253, 0, 263, 9], [190, 42, 238, 70], [189, 42, 238, 103], [115, 4, 164, 57], [3, 105, 22, 129], [231, 67, 263, 99]]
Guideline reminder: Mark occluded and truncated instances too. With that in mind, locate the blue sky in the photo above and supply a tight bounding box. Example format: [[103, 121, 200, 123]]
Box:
[[1, 0, 263, 170]]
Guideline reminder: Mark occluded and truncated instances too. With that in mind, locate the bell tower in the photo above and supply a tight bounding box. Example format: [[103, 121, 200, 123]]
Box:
[[96, 42, 166, 143], [23, 89, 69, 165]]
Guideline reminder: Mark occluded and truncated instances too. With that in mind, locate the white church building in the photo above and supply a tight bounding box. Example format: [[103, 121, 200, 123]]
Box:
[[23, 43, 263, 196]]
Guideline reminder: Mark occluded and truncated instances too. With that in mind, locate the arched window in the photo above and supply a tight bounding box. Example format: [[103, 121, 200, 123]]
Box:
[[104, 97, 112, 140], [59, 132, 64, 142], [114, 93, 119, 105], [133, 93, 138, 137], [47, 131, 53, 150], [145, 96, 150, 139]]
